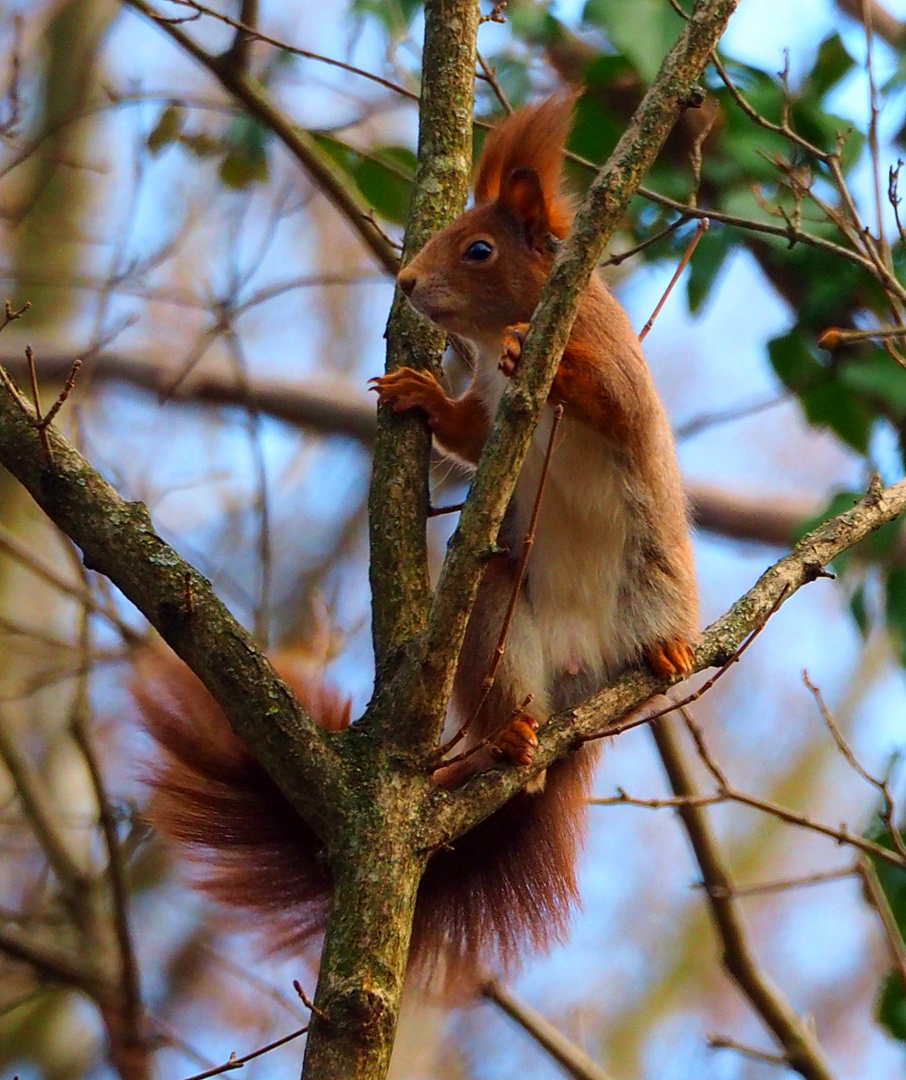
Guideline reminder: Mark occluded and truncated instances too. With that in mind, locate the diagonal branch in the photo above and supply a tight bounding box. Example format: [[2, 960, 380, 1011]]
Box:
[[651, 717, 835, 1080], [121, 0, 400, 275], [482, 978, 615, 1080], [436, 476, 906, 844], [0, 376, 346, 843]]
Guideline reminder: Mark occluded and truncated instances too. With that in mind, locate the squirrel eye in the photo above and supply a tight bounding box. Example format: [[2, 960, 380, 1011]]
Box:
[[463, 239, 495, 262]]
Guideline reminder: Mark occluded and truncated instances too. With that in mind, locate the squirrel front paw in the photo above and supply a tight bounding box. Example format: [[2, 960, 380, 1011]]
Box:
[[492, 714, 539, 767], [645, 637, 696, 680], [499, 323, 530, 377], [368, 367, 446, 426]]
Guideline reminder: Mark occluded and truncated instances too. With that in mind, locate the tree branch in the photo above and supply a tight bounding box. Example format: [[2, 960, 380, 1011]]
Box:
[[482, 977, 615, 1080], [436, 476, 906, 844], [0, 377, 346, 843], [651, 717, 835, 1080], [121, 0, 400, 275], [366, 0, 478, 699]]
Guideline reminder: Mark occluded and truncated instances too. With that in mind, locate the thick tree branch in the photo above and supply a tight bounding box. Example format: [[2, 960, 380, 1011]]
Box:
[[0, 379, 346, 843], [435, 476, 906, 844], [302, 3, 481, 1078], [367, 0, 478, 698]]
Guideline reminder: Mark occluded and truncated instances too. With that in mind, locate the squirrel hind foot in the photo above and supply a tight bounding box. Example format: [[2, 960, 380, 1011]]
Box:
[[492, 714, 538, 767], [645, 637, 696, 681]]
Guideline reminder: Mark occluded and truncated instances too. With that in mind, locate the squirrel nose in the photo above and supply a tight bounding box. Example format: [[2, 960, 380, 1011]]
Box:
[[397, 265, 417, 296]]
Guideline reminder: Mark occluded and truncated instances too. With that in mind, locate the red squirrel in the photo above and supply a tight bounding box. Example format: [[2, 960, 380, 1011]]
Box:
[[138, 95, 698, 987]]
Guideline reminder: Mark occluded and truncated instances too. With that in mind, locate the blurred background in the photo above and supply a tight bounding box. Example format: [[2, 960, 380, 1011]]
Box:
[[1, 0, 906, 1077]]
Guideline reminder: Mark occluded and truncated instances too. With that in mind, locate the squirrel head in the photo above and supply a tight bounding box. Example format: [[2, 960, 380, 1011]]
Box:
[[397, 95, 576, 346]]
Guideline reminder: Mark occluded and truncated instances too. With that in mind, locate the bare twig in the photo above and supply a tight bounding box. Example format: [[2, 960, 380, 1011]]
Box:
[[439, 405, 564, 758], [482, 977, 614, 1080], [179, 1025, 310, 1080], [638, 216, 708, 340], [652, 717, 836, 1080]]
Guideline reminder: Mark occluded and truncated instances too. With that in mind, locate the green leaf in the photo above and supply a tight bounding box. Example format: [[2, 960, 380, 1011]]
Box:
[[352, 0, 421, 36], [768, 331, 823, 390], [803, 33, 855, 99], [568, 84, 624, 167], [218, 114, 270, 189], [840, 351, 906, 421], [687, 226, 730, 312], [353, 145, 416, 226], [878, 970, 906, 1043], [850, 583, 870, 638], [582, 0, 683, 83], [799, 382, 873, 452], [147, 104, 184, 155], [313, 134, 414, 225]]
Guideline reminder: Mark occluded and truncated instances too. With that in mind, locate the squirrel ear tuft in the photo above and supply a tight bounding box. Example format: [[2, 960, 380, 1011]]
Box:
[[499, 165, 549, 249]]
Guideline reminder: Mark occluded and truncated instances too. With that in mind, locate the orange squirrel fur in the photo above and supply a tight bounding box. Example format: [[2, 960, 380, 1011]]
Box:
[[139, 95, 698, 986]]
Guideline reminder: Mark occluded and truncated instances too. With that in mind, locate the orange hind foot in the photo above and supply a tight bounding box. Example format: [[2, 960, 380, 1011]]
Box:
[[492, 714, 538, 767], [645, 637, 695, 680]]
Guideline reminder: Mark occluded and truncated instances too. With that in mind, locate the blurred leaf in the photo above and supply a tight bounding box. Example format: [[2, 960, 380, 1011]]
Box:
[[179, 131, 222, 158], [878, 970, 906, 1043], [569, 84, 624, 167], [799, 382, 873, 452], [768, 331, 822, 390], [314, 134, 415, 225], [886, 567, 906, 667], [353, 0, 421, 36], [354, 145, 416, 225], [147, 104, 184, 155], [802, 33, 855, 99], [218, 114, 270, 189], [687, 226, 730, 312], [850, 583, 870, 638], [866, 821, 906, 1040], [840, 351, 906, 421], [582, 0, 683, 83]]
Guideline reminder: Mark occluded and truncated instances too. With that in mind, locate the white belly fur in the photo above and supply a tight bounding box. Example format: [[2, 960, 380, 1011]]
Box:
[[474, 352, 638, 690]]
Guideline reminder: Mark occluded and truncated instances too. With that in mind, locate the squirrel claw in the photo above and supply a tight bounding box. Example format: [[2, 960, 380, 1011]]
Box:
[[493, 715, 539, 767], [369, 367, 444, 418], [499, 323, 529, 377], [645, 637, 695, 680]]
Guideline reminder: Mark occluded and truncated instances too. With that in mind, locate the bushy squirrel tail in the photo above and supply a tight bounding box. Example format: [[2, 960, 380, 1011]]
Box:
[[136, 653, 598, 986]]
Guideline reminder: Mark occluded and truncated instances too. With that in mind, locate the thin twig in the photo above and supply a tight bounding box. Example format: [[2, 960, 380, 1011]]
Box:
[[707, 1035, 789, 1066], [857, 856, 906, 994], [179, 1025, 310, 1080], [482, 977, 614, 1080], [652, 716, 836, 1080], [638, 217, 709, 340], [438, 405, 564, 759]]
